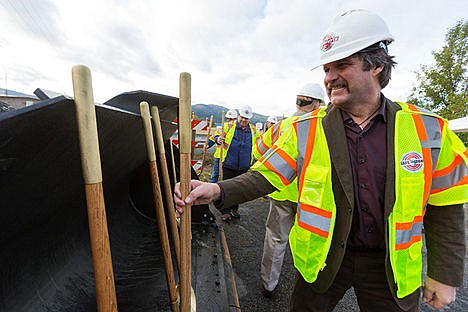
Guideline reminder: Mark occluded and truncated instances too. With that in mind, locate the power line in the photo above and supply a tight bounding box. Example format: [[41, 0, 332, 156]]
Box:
[[4, 0, 60, 46]]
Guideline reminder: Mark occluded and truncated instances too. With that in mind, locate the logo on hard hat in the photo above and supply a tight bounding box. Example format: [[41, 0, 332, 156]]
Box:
[[400, 152, 424, 172], [321, 34, 340, 52]]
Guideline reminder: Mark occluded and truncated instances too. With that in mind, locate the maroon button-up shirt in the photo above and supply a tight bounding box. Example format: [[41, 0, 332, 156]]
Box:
[[341, 99, 387, 250]]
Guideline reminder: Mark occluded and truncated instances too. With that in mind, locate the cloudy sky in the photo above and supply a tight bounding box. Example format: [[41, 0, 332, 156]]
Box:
[[0, 0, 466, 117]]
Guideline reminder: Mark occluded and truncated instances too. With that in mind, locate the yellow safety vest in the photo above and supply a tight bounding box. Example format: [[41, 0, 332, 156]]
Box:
[[213, 120, 235, 159], [251, 103, 468, 298], [254, 116, 300, 201], [216, 121, 259, 163]]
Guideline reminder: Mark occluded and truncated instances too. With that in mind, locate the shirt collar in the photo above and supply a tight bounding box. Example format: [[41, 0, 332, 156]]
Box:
[[341, 94, 388, 124]]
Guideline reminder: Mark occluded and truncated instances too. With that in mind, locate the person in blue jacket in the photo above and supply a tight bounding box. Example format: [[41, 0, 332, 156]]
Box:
[[216, 105, 259, 221]]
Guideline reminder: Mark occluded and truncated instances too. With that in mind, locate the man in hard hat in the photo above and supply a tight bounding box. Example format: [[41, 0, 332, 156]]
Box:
[[254, 83, 325, 298], [174, 9, 467, 311], [264, 116, 278, 134], [207, 109, 238, 183], [215, 105, 260, 222]]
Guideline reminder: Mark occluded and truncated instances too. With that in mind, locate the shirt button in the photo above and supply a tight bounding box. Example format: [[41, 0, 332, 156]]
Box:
[[340, 241, 345, 248], [361, 207, 368, 212], [368, 228, 373, 233], [359, 158, 366, 164], [360, 183, 367, 189], [348, 208, 352, 214]]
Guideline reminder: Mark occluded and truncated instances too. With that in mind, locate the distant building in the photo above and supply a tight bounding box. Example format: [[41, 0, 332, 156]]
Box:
[[0, 88, 40, 111], [0, 99, 14, 112]]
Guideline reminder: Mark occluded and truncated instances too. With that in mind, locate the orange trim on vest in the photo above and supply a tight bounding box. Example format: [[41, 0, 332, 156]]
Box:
[[431, 176, 468, 195], [269, 125, 276, 142], [421, 147, 433, 204], [437, 118, 445, 134], [433, 153, 466, 178], [300, 203, 333, 218], [298, 115, 319, 196], [409, 106, 433, 205], [258, 138, 269, 153], [297, 218, 329, 238], [395, 235, 422, 251], [275, 147, 297, 172], [408, 106, 428, 140], [262, 158, 292, 186], [395, 215, 423, 230]]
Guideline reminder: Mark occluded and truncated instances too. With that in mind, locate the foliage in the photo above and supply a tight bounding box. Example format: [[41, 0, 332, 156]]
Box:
[[408, 20, 467, 144]]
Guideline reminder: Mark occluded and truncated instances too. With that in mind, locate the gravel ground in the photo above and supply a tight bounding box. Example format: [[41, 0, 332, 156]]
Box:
[[215, 198, 467, 312]]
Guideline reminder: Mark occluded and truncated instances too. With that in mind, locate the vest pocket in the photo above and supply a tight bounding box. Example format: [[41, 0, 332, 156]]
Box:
[[408, 240, 423, 261], [300, 164, 330, 207], [396, 176, 424, 220]]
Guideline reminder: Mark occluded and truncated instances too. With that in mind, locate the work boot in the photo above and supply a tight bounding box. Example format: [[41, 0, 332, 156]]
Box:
[[230, 209, 240, 219], [221, 213, 232, 222]]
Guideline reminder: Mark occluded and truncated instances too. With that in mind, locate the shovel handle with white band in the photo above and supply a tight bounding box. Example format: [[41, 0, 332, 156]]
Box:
[[151, 105, 181, 271], [72, 65, 118, 312], [179, 72, 193, 312], [140, 102, 179, 311]]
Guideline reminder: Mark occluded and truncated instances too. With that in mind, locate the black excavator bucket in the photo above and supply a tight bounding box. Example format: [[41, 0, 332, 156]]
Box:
[[0, 91, 229, 311]]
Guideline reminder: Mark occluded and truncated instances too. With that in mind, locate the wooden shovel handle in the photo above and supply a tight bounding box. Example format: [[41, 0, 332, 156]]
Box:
[[72, 65, 118, 312], [151, 106, 181, 271], [140, 102, 178, 308], [179, 72, 192, 312]]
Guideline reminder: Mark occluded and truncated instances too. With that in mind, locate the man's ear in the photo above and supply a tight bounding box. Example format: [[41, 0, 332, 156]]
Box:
[[372, 65, 384, 76]]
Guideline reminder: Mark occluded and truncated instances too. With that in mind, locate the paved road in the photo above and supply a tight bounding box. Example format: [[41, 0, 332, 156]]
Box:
[[217, 199, 467, 312]]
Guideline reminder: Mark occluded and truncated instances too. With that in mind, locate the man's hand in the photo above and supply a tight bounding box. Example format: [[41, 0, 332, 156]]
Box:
[[423, 276, 456, 310], [216, 136, 224, 145], [173, 180, 221, 216]]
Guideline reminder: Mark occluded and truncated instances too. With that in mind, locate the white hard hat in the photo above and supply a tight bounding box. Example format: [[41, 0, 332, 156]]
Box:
[[225, 109, 238, 119], [313, 9, 394, 69], [238, 105, 253, 119], [267, 116, 278, 124], [297, 83, 325, 102]]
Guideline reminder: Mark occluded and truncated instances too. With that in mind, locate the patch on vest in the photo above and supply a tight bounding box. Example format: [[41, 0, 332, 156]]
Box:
[[400, 152, 424, 172]]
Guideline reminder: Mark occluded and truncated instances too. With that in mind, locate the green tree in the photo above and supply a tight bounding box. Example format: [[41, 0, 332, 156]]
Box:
[[408, 20, 467, 144]]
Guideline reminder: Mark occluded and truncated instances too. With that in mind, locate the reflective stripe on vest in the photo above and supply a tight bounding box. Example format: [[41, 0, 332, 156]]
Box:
[[297, 202, 332, 237], [258, 146, 297, 185], [255, 120, 281, 158], [255, 116, 300, 201], [432, 152, 468, 191]]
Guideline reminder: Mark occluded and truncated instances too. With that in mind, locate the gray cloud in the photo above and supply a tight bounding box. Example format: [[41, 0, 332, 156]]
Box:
[[218, 72, 253, 85], [0, 0, 65, 46], [7, 64, 48, 86], [59, 18, 163, 84]]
